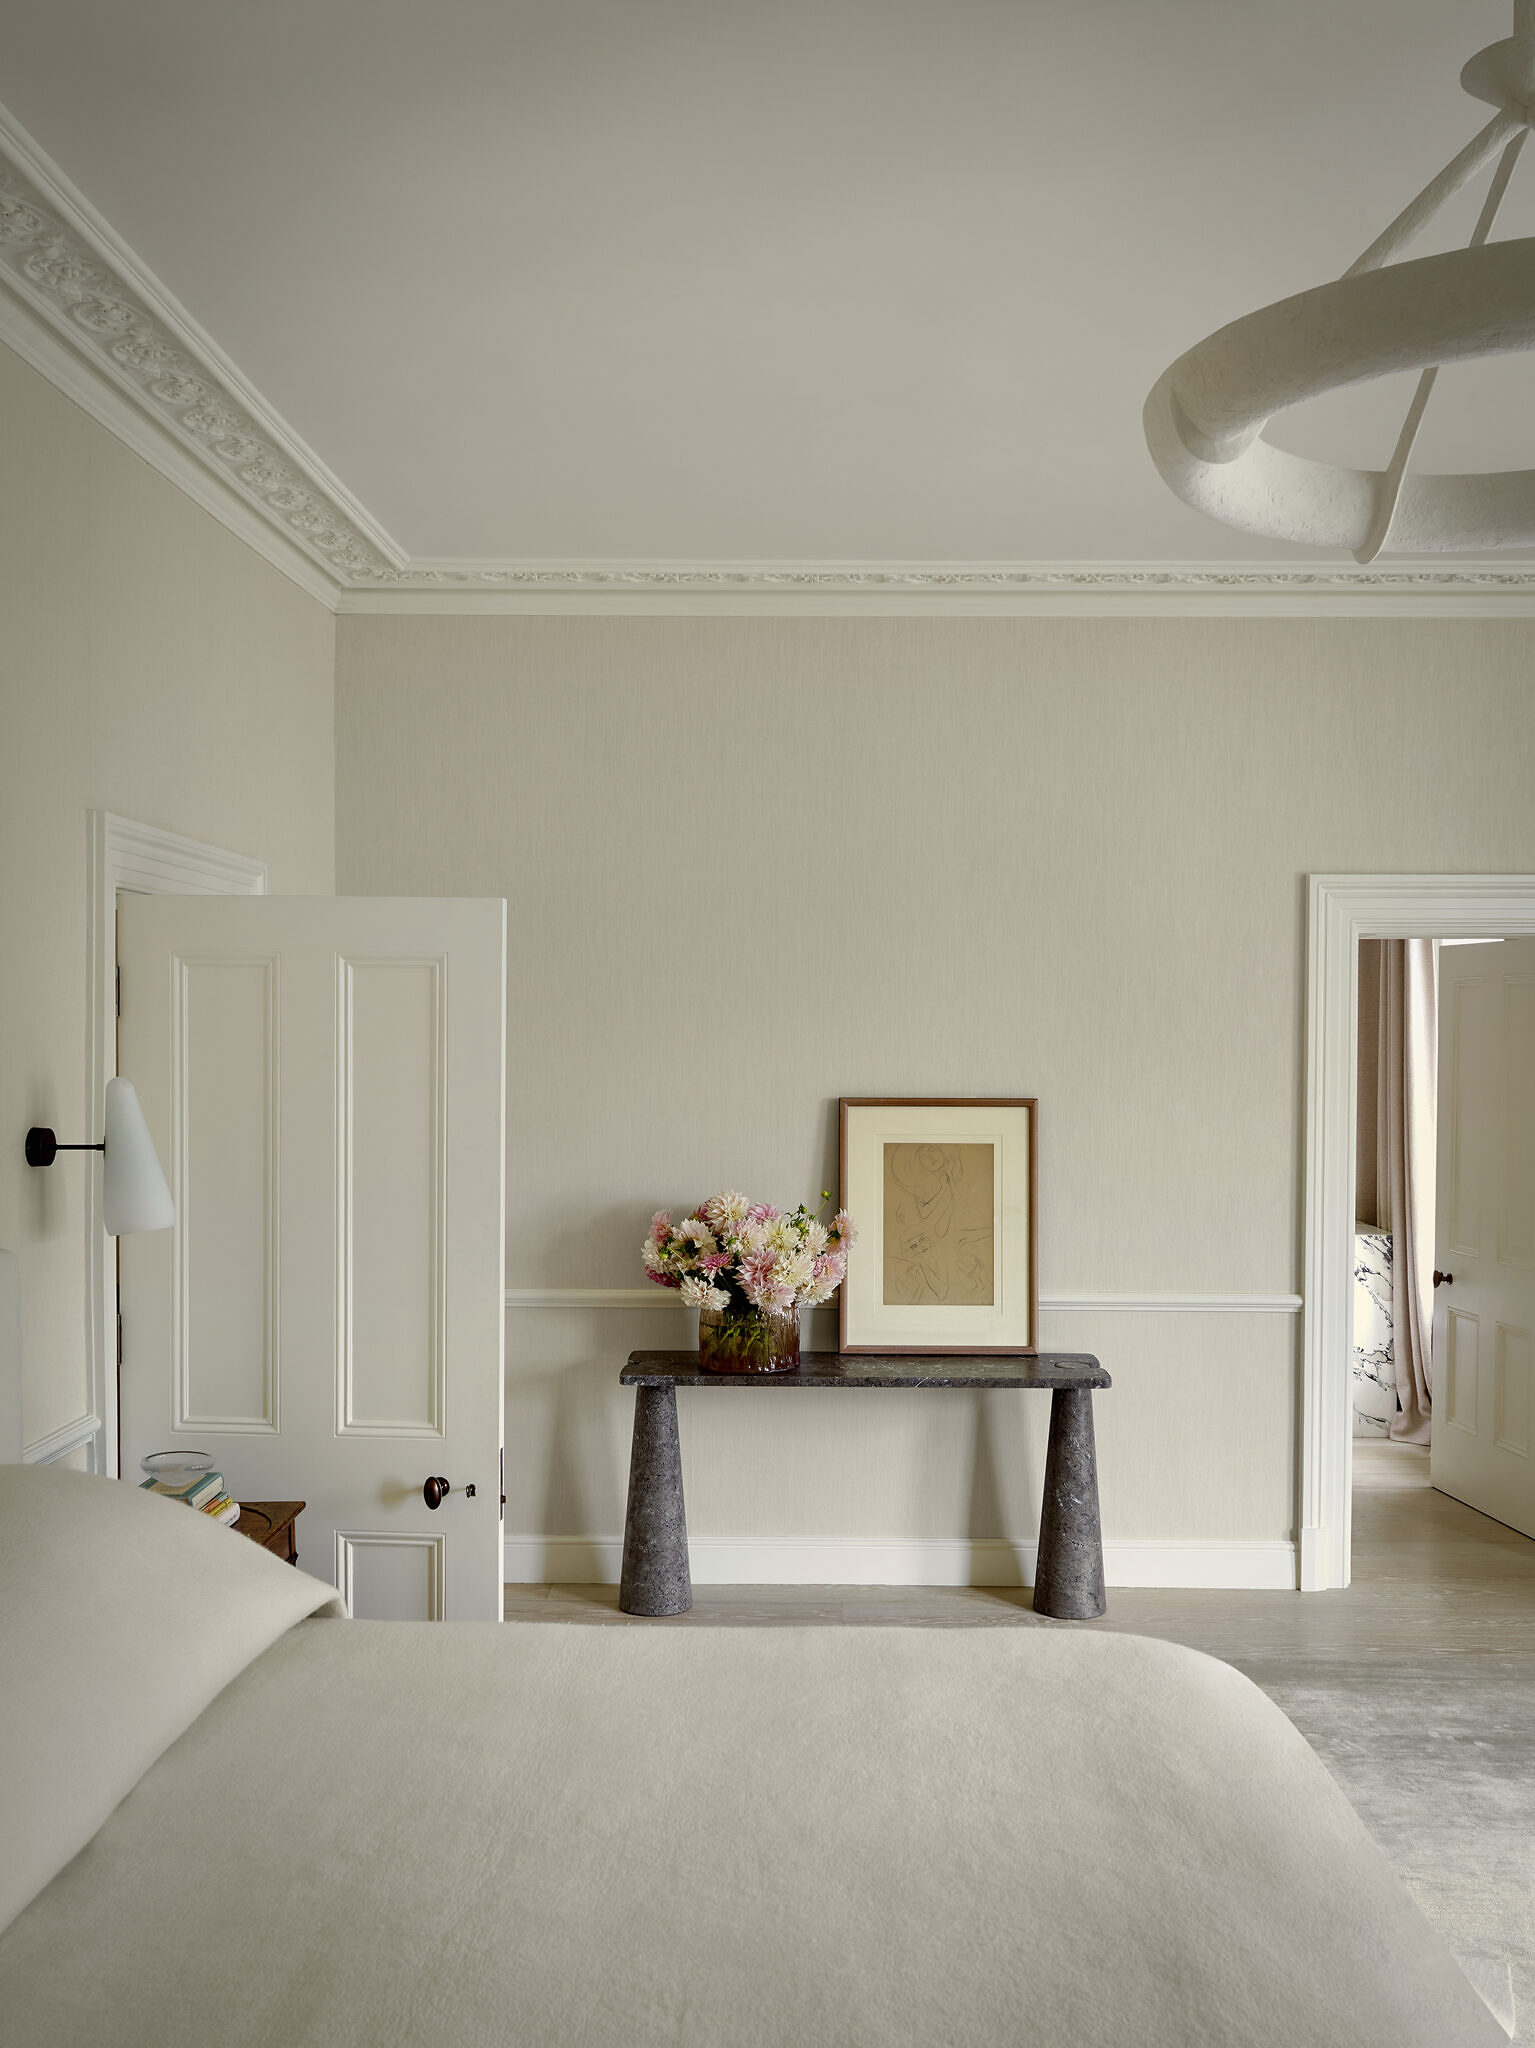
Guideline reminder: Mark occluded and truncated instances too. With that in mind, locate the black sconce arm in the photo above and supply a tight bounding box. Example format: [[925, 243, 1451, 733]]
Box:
[[25, 1129, 105, 1169]]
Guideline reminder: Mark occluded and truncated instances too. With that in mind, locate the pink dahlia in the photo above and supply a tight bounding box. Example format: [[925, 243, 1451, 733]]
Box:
[[736, 1248, 778, 1308]]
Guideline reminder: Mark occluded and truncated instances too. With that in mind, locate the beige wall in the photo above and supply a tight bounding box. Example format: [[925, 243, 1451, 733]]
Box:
[[334, 615, 1535, 1554], [0, 342, 335, 1458]]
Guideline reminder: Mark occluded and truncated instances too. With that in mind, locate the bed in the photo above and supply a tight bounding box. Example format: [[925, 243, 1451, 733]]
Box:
[[0, 1462, 1508, 2048]]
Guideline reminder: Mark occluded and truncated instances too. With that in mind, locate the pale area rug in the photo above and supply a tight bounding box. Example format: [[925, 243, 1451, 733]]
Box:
[[1253, 1445, 1535, 2045], [1250, 1649, 1531, 2042]]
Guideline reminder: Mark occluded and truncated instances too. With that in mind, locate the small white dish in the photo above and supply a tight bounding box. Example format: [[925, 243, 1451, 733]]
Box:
[[140, 1450, 214, 1492]]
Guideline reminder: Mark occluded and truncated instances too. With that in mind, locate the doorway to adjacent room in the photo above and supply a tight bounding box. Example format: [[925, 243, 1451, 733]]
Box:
[[1349, 934, 1535, 1544], [1301, 876, 1535, 1592]]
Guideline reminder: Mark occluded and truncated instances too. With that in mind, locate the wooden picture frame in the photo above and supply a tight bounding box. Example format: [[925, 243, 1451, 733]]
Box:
[[838, 1098, 1037, 1355]]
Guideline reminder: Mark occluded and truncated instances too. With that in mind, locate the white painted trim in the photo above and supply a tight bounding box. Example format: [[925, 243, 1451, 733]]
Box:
[[0, 103, 399, 602], [506, 1287, 681, 1310], [0, 291, 340, 610], [336, 1529, 446, 1622], [3, 100, 1535, 617], [504, 1286, 1300, 1313], [1042, 1292, 1302, 1314], [343, 564, 1535, 615], [503, 1533, 1297, 1591], [1301, 874, 1535, 1591], [86, 814, 266, 1476], [23, 1409, 102, 1466]]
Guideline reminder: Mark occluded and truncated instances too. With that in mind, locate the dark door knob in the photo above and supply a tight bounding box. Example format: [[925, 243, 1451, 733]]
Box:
[[423, 1476, 451, 1509], [1433, 1270, 1454, 1289]]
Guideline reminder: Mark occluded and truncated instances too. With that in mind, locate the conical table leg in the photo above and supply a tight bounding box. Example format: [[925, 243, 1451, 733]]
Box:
[[619, 1384, 692, 1616], [1033, 1386, 1106, 1619]]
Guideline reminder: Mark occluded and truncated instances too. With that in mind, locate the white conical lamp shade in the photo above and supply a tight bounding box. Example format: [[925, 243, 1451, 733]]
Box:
[[103, 1078, 174, 1235]]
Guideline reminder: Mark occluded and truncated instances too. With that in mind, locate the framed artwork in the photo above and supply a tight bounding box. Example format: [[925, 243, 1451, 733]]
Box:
[[838, 1098, 1037, 1355]]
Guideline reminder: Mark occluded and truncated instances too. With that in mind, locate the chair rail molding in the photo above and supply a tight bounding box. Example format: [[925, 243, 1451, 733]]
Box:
[[504, 1287, 1301, 1313], [82, 813, 266, 1476], [22, 1409, 102, 1467], [5, 102, 1535, 616], [1301, 872, 1535, 1591]]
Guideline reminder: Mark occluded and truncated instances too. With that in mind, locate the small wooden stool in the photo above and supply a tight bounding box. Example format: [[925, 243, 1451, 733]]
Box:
[[234, 1500, 305, 1566]]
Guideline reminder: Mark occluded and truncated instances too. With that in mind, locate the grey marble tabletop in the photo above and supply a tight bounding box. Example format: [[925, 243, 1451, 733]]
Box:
[[622, 1350, 1109, 1389]]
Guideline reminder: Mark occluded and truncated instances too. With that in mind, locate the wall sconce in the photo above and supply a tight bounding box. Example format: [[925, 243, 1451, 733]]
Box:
[[26, 1077, 175, 1235]]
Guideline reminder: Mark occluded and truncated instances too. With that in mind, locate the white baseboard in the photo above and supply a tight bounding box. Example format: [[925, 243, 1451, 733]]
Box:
[[503, 1533, 1297, 1592]]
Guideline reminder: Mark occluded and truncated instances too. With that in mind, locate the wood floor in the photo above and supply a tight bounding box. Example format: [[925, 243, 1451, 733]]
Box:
[[507, 1443, 1535, 2039], [504, 1441, 1535, 1646]]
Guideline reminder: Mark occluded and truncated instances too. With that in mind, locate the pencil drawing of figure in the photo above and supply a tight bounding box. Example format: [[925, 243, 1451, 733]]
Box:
[[882, 1142, 995, 1306]]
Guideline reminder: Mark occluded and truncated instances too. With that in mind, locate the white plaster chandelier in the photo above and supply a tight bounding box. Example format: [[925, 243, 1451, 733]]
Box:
[[1145, 4, 1535, 561]]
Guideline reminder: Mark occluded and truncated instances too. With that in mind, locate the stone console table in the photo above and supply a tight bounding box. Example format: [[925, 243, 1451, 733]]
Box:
[[618, 1351, 1111, 1622]]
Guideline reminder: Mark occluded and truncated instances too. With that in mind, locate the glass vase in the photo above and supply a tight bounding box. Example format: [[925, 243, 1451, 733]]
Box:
[[698, 1300, 801, 1374]]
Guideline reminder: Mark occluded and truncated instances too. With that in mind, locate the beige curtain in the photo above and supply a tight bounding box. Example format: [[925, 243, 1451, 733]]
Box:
[[1376, 939, 1438, 1443]]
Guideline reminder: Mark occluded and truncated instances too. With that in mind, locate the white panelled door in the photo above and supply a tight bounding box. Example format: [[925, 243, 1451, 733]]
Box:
[[1431, 937, 1535, 1539], [118, 896, 506, 1620]]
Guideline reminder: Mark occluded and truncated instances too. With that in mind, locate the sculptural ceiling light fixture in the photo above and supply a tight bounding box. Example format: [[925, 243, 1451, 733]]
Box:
[[1145, 2, 1535, 563]]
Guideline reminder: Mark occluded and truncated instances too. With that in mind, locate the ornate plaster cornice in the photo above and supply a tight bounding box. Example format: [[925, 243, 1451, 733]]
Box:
[[0, 104, 402, 591], [338, 559, 1535, 616], [3, 101, 1535, 615], [377, 561, 1535, 595]]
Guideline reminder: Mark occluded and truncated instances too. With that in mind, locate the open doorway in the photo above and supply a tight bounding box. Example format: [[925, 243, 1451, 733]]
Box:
[[1349, 932, 1535, 1568], [1349, 938, 1435, 1446], [1348, 937, 1440, 1534], [1301, 876, 1535, 1591]]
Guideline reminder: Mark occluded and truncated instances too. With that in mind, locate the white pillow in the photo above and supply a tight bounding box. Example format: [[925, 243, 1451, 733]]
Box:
[[0, 1463, 341, 1931]]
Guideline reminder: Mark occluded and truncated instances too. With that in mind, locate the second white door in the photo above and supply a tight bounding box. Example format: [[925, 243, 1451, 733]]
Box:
[[1431, 936, 1535, 1539]]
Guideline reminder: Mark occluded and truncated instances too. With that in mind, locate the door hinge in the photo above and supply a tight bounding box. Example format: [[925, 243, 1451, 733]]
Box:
[[115, 965, 121, 1018], [500, 1445, 505, 1519], [116, 1311, 123, 1367]]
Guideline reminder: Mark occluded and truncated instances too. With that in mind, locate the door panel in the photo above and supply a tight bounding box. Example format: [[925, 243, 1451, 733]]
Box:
[[178, 956, 278, 1432], [337, 1531, 446, 1623], [118, 896, 506, 1620], [338, 956, 447, 1436], [1445, 975, 1492, 1259], [1494, 1323, 1532, 1458], [1444, 1308, 1479, 1435], [1431, 938, 1535, 1539], [1503, 979, 1535, 1269]]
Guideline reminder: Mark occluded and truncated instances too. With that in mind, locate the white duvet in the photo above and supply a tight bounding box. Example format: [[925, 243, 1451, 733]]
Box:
[[0, 1467, 1506, 2047]]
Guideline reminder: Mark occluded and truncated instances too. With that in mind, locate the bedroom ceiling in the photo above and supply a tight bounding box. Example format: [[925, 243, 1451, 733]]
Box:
[[3, 0, 1533, 574]]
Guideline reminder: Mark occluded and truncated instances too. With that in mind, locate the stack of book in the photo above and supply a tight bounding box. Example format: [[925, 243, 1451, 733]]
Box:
[[140, 1468, 241, 1526]]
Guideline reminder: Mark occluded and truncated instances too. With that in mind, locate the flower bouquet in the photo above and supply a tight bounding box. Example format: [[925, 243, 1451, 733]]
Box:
[[641, 1191, 858, 1373]]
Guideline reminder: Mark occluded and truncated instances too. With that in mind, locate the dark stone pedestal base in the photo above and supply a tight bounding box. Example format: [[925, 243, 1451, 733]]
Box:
[[619, 1384, 693, 1616], [1033, 1385, 1106, 1620]]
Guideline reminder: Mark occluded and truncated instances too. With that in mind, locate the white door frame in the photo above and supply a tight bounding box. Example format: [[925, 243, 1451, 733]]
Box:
[[1301, 872, 1535, 1590], [80, 813, 265, 1476]]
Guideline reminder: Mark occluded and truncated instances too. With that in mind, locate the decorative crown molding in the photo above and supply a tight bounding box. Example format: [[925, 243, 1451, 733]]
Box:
[[0, 104, 402, 594], [339, 559, 1535, 616], [3, 98, 1535, 616], [393, 563, 1535, 593]]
